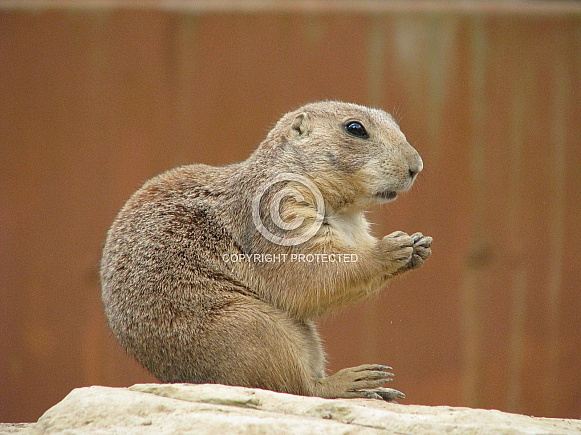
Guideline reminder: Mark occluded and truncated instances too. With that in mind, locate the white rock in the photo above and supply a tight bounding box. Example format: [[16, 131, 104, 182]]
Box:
[[26, 383, 581, 434]]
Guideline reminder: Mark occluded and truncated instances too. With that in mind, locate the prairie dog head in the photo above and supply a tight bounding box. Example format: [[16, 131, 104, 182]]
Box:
[[263, 101, 423, 211]]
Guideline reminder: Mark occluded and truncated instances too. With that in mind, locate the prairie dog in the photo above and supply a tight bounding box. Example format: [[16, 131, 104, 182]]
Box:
[[101, 101, 432, 401]]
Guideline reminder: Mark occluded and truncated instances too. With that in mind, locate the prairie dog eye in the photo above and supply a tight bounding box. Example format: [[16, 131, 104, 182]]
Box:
[[344, 121, 369, 139]]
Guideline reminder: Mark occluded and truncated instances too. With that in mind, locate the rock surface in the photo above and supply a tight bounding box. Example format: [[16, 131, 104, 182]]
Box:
[[8, 383, 581, 434]]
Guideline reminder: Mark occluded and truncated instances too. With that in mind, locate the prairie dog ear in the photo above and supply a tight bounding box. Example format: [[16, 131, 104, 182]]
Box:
[[290, 112, 311, 137]]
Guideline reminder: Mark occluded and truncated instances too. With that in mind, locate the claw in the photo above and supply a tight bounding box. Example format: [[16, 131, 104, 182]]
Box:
[[352, 364, 393, 372], [411, 232, 423, 243], [364, 391, 383, 400], [415, 237, 433, 248], [354, 371, 394, 381], [367, 387, 406, 401]]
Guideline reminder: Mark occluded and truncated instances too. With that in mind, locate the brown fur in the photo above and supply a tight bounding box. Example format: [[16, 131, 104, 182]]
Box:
[[100, 101, 432, 400]]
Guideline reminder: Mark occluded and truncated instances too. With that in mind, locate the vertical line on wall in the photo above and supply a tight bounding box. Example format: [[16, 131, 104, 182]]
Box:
[[367, 15, 387, 108], [426, 15, 457, 163], [460, 17, 487, 408], [504, 52, 530, 414], [172, 14, 200, 165], [84, 10, 111, 386], [545, 37, 568, 418]]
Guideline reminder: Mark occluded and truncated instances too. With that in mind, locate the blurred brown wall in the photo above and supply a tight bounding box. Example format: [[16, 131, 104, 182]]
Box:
[[1, 2, 580, 422]]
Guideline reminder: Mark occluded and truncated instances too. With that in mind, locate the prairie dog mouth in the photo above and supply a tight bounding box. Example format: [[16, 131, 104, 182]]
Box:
[[375, 190, 398, 201]]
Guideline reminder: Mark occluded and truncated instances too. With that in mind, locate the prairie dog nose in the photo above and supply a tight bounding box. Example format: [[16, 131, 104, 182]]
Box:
[[405, 143, 423, 178]]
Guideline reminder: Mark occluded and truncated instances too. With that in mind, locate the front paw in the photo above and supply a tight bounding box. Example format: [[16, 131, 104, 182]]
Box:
[[380, 231, 413, 266], [408, 232, 432, 270], [380, 231, 432, 275]]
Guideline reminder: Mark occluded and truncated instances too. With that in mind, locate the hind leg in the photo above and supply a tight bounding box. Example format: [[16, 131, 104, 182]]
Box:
[[204, 297, 401, 400], [293, 321, 404, 401], [172, 295, 323, 396], [149, 293, 401, 400]]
